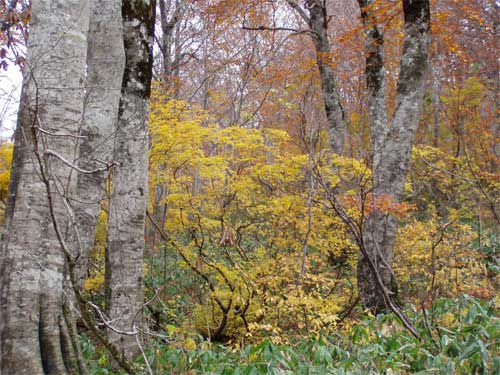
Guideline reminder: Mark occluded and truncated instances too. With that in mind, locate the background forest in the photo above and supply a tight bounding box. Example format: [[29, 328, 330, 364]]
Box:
[[0, 0, 498, 374]]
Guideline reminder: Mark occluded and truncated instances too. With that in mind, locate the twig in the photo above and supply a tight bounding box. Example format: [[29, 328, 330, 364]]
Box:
[[42, 149, 118, 174]]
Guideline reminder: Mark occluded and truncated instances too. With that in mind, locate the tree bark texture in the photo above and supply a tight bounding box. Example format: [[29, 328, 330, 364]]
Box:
[[358, 0, 431, 313], [306, 0, 347, 155], [105, 0, 156, 361], [73, 0, 126, 286], [358, 0, 388, 172], [0, 1, 90, 373]]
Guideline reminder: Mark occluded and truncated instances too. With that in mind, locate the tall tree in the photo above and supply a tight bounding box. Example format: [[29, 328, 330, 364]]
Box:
[[74, 0, 125, 286], [158, 0, 187, 88], [105, 0, 156, 361], [286, 0, 347, 155], [357, 0, 431, 313], [0, 0, 90, 373]]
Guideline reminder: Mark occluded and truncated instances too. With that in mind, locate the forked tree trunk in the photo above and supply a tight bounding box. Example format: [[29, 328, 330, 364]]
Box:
[[105, 0, 156, 361], [357, 0, 431, 313], [73, 0, 126, 286], [0, 1, 90, 373]]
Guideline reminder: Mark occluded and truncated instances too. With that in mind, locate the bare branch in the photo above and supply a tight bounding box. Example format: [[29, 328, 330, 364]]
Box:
[[42, 150, 118, 174], [36, 126, 87, 139], [242, 23, 312, 36], [285, 0, 311, 25]]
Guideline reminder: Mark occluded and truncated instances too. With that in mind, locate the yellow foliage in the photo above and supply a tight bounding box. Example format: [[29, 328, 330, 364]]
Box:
[[183, 338, 197, 350], [83, 210, 108, 293], [394, 214, 491, 302], [0, 142, 13, 224], [148, 90, 361, 342], [84, 272, 105, 292], [147, 86, 496, 344]]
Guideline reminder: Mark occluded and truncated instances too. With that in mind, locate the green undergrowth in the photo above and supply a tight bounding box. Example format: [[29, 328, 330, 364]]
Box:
[[82, 294, 499, 374]]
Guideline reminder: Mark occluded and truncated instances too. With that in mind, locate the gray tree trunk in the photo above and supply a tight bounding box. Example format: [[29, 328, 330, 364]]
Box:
[[286, 0, 347, 155], [430, 62, 441, 147], [105, 0, 156, 361], [358, 0, 388, 173], [0, 1, 90, 373], [357, 0, 431, 313], [73, 0, 126, 287], [306, 0, 347, 155]]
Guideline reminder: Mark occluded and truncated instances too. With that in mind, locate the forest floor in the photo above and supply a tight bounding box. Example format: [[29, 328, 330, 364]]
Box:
[[82, 294, 499, 374]]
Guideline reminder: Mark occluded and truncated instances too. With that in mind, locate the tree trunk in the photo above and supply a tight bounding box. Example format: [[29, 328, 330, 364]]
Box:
[[105, 0, 156, 361], [73, 0, 125, 287], [431, 62, 441, 147], [358, 0, 388, 172], [0, 0, 90, 373], [307, 0, 347, 155], [357, 0, 431, 313]]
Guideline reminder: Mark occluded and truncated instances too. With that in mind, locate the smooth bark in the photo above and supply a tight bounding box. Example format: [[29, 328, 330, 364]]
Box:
[[286, 0, 347, 155], [306, 0, 347, 155], [105, 0, 156, 361], [0, 1, 90, 373], [358, 0, 388, 172], [358, 0, 431, 313], [73, 0, 126, 286]]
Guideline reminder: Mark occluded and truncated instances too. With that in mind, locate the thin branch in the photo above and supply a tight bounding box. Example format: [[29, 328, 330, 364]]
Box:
[[242, 23, 313, 37], [36, 126, 87, 139], [285, 0, 311, 25], [42, 149, 118, 174]]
